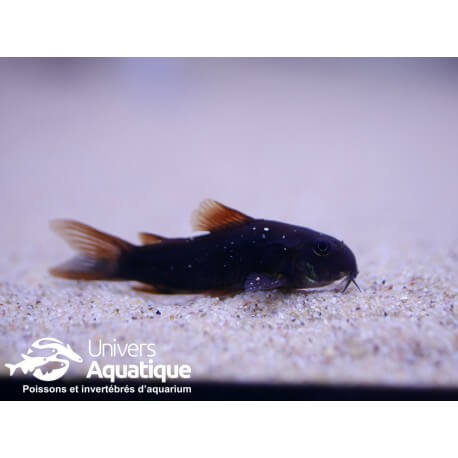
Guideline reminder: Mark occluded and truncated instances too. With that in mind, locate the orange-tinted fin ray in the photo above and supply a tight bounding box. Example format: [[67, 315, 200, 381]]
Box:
[[49, 220, 133, 280], [131, 284, 162, 294], [191, 199, 252, 232], [138, 232, 167, 245], [131, 284, 177, 295]]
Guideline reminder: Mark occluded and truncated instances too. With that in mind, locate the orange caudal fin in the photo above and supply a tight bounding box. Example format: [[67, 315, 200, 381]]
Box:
[[49, 220, 133, 280]]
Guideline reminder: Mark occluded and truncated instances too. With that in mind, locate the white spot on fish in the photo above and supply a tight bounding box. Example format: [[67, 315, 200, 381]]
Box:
[[256, 276, 260, 281], [282, 235, 286, 239], [187, 264, 192, 268], [252, 227, 256, 230], [261, 234, 266, 239], [264, 227, 269, 231]]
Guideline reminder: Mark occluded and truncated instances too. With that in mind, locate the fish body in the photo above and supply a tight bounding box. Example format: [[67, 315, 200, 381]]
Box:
[[5, 355, 50, 376], [32, 354, 70, 381], [31, 337, 83, 363], [50, 199, 359, 294]]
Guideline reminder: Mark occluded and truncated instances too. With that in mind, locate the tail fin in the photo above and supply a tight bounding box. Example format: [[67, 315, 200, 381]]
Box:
[[5, 363, 17, 375], [49, 220, 134, 280]]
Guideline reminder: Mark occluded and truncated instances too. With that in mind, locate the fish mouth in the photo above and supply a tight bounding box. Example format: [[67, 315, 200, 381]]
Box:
[[342, 272, 361, 293]]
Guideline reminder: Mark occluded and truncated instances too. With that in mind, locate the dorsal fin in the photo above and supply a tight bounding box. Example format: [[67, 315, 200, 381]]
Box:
[[191, 199, 252, 232], [138, 232, 167, 245]]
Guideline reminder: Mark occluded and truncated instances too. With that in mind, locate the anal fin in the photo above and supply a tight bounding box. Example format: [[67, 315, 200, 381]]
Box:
[[131, 284, 176, 295]]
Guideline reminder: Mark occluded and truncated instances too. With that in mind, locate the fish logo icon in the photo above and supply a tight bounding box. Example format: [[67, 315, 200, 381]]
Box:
[[4, 337, 83, 381]]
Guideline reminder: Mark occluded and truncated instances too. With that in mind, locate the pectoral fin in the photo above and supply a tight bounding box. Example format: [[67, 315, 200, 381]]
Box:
[[244, 273, 288, 292]]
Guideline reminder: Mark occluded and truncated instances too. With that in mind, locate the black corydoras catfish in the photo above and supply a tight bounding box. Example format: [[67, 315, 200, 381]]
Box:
[[50, 199, 360, 294]]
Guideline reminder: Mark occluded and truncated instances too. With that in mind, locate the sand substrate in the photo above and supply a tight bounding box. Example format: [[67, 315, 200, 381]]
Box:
[[0, 241, 457, 386]]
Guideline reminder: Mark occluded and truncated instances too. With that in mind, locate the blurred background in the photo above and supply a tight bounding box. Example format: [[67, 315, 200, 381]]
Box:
[[1, 58, 458, 253]]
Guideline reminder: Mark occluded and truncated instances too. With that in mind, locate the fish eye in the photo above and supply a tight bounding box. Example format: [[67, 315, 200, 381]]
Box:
[[313, 240, 330, 256]]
